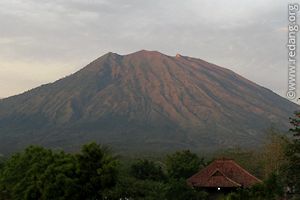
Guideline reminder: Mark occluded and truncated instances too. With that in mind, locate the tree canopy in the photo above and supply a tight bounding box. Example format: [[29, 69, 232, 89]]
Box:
[[0, 110, 299, 200], [166, 150, 205, 179], [0, 143, 118, 200]]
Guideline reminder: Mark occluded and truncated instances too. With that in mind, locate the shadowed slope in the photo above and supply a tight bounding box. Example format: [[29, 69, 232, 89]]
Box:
[[0, 50, 298, 154]]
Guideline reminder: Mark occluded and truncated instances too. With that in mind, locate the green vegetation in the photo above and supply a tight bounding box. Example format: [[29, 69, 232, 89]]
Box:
[[222, 112, 300, 200], [0, 143, 118, 200], [223, 173, 284, 200], [282, 112, 300, 199], [0, 145, 207, 199], [166, 150, 205, 180], [0, 112, 299, 199], [130, 159, 165, 181]]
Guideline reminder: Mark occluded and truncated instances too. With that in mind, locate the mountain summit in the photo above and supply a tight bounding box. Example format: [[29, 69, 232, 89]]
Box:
[[0, 50, 298, 154]]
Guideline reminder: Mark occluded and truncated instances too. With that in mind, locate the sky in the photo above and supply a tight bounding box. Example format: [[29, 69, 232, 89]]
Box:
[[0, 0, 299, 102]]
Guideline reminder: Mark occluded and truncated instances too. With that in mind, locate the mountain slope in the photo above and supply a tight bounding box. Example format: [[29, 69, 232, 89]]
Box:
[[0, 50, 298, 154]]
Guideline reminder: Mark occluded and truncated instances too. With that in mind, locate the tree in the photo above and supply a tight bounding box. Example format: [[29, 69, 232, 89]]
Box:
[[130, 159, 165, 181], [108, 177, 167, 200], [76, 142, 118, 199], [0, 146, 52, 199], [0, 155, 5, 170], [38, 151, 80, 200], [166, 150, 204, 179], [0, 146, 80, 200], [213, 147, 264, 178], [262, 131, 290, 178], [0, 143, 120, 200], [225, 173, 283, 200], [164, 179, 207, 200], [281, 111, 300, 198]]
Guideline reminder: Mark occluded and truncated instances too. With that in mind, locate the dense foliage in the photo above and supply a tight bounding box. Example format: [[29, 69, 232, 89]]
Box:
[[222, 112, 300, 200], [0, 146, 208, 200], [0, 113, 299, 199], [0, 143, 118, 200], [130, 159, 165, 181], [282, 111, 300, 199], [166, 150, 205, 179]]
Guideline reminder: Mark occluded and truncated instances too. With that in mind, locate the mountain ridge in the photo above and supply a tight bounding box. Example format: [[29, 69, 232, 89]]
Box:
[[0, 50, 298, 154]]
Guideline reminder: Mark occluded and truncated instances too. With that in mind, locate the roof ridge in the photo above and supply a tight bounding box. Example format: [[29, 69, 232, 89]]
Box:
[[228, 160, 262, 182], [222, 175, 242, 187], [208, 168, 242, 187], [187, 159, 262, 184], [187, 159, 216, 181]]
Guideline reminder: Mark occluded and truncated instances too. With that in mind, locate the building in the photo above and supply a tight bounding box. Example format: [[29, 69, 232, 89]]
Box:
[[187, 158, 262, 194]]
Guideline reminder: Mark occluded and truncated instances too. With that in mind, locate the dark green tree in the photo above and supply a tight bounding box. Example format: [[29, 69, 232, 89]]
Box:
[[282, 111, 300, 198], [76, 142, 118, 200], [108, 177, 166, 200], [166, 150, 204, 179], [130, 159, 165, 181], [0, 155, 5, 171], [225, 173, 283, 200], [262, 173, 284, 199], [164, 179, 207, 200], [0, 143, 120, 200], [39, 151, 80, 200], [0, 146, 80, 200], [0, 146, 52, 199]]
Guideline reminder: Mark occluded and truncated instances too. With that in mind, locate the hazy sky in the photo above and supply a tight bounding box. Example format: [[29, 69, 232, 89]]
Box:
[[0, 0, 298, 102]]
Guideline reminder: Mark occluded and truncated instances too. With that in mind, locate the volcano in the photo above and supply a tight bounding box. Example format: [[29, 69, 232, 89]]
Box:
[[0, 50, 298, 154]]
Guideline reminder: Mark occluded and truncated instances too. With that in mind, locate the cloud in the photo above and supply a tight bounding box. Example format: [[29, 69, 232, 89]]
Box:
[[0, 0, 297, 102]]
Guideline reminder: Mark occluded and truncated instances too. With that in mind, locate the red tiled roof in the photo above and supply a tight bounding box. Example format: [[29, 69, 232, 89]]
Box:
[[187, 158, 262, 188]]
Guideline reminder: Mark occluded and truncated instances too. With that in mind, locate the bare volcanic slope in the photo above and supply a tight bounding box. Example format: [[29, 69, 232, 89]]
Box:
[[0, 50, 298, 154]]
